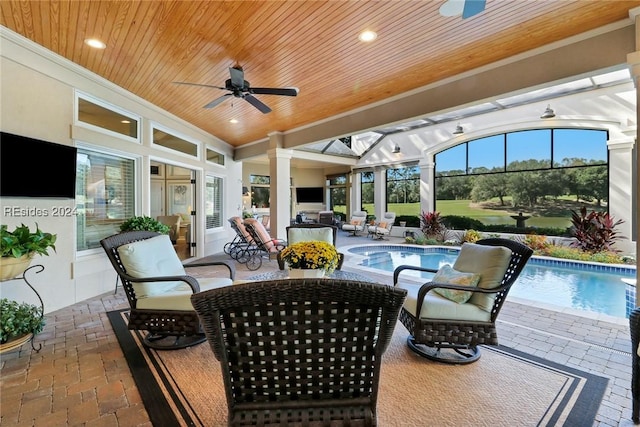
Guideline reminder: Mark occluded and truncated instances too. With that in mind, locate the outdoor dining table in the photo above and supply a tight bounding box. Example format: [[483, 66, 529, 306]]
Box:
[[248, 269, 376, 283]]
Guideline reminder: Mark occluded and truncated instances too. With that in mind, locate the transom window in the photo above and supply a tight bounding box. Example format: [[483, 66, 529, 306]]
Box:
[[76, 93, 139, 140]]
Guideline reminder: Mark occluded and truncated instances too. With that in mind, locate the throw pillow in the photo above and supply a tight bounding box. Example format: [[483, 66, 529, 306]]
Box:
[[431, 265, 481, 304], [378, 222, 388, 229], [453, 243, 512, 311], [350, 220, 362, 226]]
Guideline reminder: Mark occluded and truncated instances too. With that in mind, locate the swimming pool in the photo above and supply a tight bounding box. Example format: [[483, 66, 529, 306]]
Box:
[[346, 245, 637, 319]]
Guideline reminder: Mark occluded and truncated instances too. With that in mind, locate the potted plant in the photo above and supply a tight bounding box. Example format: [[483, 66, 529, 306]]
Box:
[[279, 241, 340, 278], [1, 224, 57, 281], [0, 298, 45, 352], [119, 216, 170, 234]]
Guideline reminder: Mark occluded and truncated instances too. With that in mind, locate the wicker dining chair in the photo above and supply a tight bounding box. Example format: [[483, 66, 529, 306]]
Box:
[[191, 278, 407, 426], [393, 238, 532, 364], [101, 231, 235, 350]]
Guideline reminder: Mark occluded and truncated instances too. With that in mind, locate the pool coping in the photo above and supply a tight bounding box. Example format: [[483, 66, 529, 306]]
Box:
[[340, 243, 635, 326]]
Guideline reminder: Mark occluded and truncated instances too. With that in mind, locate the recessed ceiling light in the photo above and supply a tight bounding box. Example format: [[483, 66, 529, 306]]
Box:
[[229, 119, 239, 124], [85, 38, 106, 49], [358, 30, 377, 42]]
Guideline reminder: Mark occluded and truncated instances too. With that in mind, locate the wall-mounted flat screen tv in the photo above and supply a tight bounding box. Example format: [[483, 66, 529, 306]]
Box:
[[0, 132, 77, 198], [295, 187, 324, 203]]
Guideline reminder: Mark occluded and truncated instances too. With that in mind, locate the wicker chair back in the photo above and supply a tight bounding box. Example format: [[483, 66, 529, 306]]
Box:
[[191, 279, 407, 426]]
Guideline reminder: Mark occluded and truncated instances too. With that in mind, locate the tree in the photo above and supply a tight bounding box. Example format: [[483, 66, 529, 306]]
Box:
[[470, 174, 510, 205]]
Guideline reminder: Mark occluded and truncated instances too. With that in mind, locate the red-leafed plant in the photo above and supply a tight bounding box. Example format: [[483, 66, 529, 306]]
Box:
[[420, 211, 446, 241], [569, 207, 624, 253]]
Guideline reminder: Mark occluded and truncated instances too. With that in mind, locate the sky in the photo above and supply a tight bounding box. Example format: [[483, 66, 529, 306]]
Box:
[[436, 129, 608, 173]]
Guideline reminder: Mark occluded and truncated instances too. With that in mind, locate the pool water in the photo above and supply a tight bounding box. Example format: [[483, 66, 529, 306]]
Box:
[[349, 245, 636, 318]]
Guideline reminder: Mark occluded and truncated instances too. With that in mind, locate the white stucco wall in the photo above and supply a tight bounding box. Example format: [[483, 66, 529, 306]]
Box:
[[1, 30, 241, 313]]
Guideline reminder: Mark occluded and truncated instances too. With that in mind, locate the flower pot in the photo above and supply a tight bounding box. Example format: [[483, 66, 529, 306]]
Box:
[[0, 332, 34, 354], [288, 268, 326, 279], [0, 254, 33, 281]]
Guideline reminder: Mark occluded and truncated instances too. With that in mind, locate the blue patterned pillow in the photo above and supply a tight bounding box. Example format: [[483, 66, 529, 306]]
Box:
[[432, 265, 481, 304]]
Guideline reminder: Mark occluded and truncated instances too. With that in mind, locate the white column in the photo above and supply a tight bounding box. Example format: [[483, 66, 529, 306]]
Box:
[[267, 133, 292, 239], [373, 166, 386, 218], [626, 7, 640, 305], [608, 137, 635, 255], [419, 154, 435, 213], [351, 171, 361, 215]]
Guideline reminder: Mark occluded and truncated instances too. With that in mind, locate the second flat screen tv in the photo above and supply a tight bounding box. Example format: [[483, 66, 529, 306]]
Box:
[[295, 187, 323, 203]]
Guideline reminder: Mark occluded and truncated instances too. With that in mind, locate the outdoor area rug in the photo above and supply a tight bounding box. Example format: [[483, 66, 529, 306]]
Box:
[[108, 309, 608, 427]]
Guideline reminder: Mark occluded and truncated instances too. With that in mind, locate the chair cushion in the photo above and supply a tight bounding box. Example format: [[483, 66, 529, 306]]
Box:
[[431, 265, 481, 304], [399, 282, 491, 322], [453, 243, 512, 312], [117, 235, 186, 298], [245, 218, 279, 252], [288, 228, 333, 245], [137, 277, 232, 310]]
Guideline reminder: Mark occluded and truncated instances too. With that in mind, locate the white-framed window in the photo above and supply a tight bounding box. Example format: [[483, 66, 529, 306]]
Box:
[[75, 91, 140, 141], [205, 175, 223, 229], [76, 146, 136, 251]]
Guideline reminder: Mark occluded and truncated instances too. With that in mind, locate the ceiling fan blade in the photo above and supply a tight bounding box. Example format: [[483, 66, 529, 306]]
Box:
[[173, 81, 226, 90], [250, 87, 299, 97], [229, 66, 245, 88], [204, 93, 232, 109], [243, 94, 272, 114]]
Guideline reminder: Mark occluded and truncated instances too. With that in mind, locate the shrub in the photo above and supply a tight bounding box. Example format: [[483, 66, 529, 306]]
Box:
[[569, 207, 623, 253], [395, 215, 420, 227], [119, 216, 170, 234], [523, 234, 549, 251], [441, 215, 484, 230], [539, 245, 625, 264]]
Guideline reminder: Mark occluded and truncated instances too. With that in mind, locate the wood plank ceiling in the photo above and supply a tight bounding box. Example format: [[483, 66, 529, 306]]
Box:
[[1, 1, 639, 147]]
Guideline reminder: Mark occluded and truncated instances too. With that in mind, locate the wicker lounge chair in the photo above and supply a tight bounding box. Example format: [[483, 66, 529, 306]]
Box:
[[393, 238, 532, 364], [101, 231, 235, 350]]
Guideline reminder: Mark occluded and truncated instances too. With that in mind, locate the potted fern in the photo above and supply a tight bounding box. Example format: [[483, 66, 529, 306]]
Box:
[[1, 224, 57, 281], [0, 298, 45, 353]]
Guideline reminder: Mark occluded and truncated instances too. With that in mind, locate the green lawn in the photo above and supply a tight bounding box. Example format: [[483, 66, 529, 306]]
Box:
[[335, 199, 576, 228]]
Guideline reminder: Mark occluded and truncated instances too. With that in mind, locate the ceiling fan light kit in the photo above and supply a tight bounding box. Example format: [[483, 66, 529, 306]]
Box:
[[174, 65, 299, 114]]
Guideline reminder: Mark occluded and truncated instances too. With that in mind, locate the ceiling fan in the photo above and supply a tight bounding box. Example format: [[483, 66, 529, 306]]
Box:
[[173, 65, 299, 114]]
